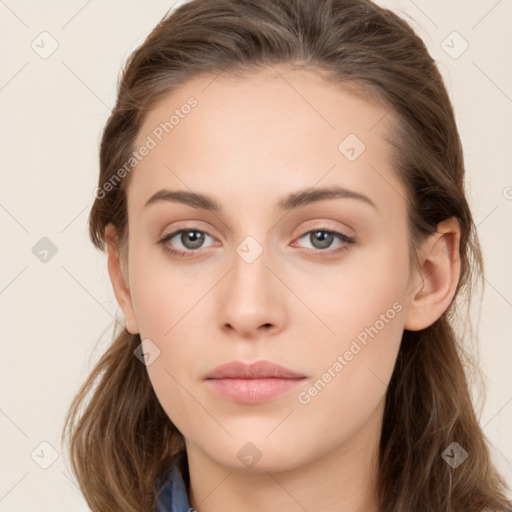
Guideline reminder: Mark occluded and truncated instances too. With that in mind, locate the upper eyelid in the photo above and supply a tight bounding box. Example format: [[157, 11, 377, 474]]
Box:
[[161, 218, 354, 237], [161, 224, 350, 237]]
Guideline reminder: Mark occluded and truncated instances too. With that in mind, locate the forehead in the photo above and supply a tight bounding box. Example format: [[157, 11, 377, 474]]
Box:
[[128, 67, 405, 217]]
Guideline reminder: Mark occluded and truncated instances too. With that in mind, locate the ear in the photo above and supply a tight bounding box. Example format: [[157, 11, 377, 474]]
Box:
[[404, 217, 461, 331], [105, 223, 139, 334]]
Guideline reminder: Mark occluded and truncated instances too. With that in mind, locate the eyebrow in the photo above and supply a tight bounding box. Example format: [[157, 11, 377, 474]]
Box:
[[143, 186, 378, 212]]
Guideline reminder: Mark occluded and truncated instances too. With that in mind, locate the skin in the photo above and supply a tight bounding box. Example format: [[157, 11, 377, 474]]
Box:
[[105, 66, 461, 512]]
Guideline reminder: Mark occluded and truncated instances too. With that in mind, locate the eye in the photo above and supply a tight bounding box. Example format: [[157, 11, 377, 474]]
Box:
[[158, 228, 217, 258], [292, 228, 356, 257]]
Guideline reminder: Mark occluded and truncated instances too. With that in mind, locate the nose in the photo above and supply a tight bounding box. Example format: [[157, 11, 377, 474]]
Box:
[[217, 243, 288, 339]]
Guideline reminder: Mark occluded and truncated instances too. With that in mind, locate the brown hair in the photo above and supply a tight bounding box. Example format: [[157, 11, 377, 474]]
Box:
[[62, 0, 512, 510]]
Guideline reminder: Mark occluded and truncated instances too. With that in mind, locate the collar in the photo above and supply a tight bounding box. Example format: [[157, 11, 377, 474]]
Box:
[[156, 456, 192, 512]]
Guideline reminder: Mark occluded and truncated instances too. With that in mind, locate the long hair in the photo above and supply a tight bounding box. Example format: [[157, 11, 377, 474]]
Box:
[[62, 0, 512, 510]]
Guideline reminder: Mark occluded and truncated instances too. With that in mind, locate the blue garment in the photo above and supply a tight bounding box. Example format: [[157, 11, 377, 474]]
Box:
[[156, 455, 193, 512]]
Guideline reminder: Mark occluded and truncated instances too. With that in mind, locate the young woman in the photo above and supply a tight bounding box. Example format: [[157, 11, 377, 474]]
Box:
[[62, 0, 512, 511]]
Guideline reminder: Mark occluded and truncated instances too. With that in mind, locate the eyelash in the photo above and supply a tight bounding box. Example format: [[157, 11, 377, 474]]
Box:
[[158, 227, 356, 260]]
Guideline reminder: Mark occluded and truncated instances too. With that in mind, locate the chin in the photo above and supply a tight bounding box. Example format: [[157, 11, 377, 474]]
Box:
[[196, 433, 316, 473]]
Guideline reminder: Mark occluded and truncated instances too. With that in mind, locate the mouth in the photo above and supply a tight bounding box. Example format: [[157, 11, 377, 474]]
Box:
[[204, 360, 307, 404]]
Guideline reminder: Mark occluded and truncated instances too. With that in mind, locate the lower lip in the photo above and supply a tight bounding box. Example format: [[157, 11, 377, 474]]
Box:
[[205, 377, 306, 404]]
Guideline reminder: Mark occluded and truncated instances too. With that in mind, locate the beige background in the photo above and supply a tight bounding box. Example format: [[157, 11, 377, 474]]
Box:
[[0, 0, 511, 510]]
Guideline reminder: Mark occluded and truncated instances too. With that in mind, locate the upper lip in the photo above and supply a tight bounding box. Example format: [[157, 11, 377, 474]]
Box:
[[204, 360, 306, 379]]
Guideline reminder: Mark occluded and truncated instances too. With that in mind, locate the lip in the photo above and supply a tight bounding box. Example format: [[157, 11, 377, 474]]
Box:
[[204, 360, 307, 404], [205, 360, 305, 379]]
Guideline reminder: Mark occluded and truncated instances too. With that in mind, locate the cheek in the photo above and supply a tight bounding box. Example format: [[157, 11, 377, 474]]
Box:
[[292, 240, 408, 416], [298, 233, 410, 347], [292, 281, 406, 453], [127, 240, 208, 338], [126, 246, 219, 433]]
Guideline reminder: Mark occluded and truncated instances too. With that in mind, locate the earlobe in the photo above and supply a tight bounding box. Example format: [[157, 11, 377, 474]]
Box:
[[105, 224, 140, 335], [404, 217, 461, 331]]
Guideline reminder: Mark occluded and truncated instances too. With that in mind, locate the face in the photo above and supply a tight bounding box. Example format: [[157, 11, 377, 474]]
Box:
[[116, 67, 416, 472]]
